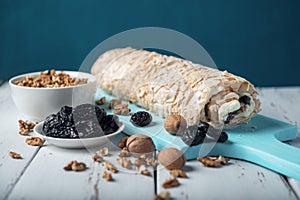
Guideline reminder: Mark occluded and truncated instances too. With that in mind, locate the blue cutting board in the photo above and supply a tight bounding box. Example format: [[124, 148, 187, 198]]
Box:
[[96, 89, 299, 181]]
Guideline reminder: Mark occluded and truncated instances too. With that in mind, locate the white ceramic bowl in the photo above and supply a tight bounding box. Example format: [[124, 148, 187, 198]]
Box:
[[9, 71, 97, 121]]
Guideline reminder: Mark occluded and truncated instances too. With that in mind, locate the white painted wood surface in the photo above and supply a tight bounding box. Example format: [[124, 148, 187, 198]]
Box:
[[0, 83, 299, 200], [0, 83, 42, 199]]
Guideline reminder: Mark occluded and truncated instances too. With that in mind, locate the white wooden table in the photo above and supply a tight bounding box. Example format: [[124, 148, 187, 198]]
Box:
[[0, 82, 299, 200]]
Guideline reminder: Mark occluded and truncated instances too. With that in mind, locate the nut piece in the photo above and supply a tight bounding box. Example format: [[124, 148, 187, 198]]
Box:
[[118, 136, 129, 149], [126, 134, 155, 156], [18, 120, 38, 135], [64, 160, 86, 171], [139, 165, 151, 176], [146, 157, 159, 168], [102, 161, 118, 173], [134, 158, 147, 167], [154, 191, 170, 200], [158, 148, 186, 170], [95, 97, 106, 105], [117, 157, 132, 169], [170, 169, 187, 178], [113, 103, 131, 115], [109, 99, 122, 109], [102, 170, 113, 181], [99, 147, 109, 156], [197, 156, 230, 167], [25, 136, 43, 146], [9, 151, 22, 159], [164, 114, 187, 135], [92, 151, 104, 162], [162, 178, 180, 189], [118, 147, 131, 157]]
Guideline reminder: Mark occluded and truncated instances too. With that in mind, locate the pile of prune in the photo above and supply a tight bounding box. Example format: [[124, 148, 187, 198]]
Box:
[[178, 121, 228, 146], [42, 104, 120, 139]]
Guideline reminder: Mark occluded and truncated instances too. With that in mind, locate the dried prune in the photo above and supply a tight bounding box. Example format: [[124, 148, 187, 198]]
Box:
[[73, 104, 106, 121], [179, 125, 206, 146], [130, 111, 152, 127], [75, 119, 104, 138], [43, 114, 61, 134], [57, 127, 79, 138], [239, 95, 251, 105], [198, 122, 209, 134], [101, 115, 120, 135], [224, 114, 234, 124], [206, 128, 229, 143], [59, 106, 73, 122], [217, 132, 228, 143]]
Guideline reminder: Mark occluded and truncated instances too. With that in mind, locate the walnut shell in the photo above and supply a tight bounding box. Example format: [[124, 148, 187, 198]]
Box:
[[126, 134, 155, 155], [164, 114, 187, 135], [158, 148, 186, 170]]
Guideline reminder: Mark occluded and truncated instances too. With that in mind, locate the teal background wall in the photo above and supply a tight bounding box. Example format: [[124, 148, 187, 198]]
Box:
[[0, 0, 299, 86]]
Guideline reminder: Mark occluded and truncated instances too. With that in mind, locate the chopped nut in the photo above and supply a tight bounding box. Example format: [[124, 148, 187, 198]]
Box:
[[164, 114, 187, 135], [25, 136, 43, 146], [9, 151, 22, 159], [95, 97, 106, 105], [64, 160, 86, 171], [118, 148, 131, 157], [139, 154, 149, 160], [197, 156, 230, 167], [92, 151, 104, 162], [117, 157, 132, 169], [139, 165, 151, 176], [64, 162, 73, 171], [216, 155, 230, 165], [113, 103, 131, 115], [162, 178, 180, 189], [102, 170, 113, 181], [146, 157, 159, 168], [14, 70, 88, 88], [118, 136, 129, 149], [170, 169, 187, 178], [109, 99, 122, 109], [154, 191, 170, 200], [71, 161, 86, 171], [18, 120, 38, 135], [134, 158, 147, 167], [102, 161, 118, 173], [99, 147, 109, 156]]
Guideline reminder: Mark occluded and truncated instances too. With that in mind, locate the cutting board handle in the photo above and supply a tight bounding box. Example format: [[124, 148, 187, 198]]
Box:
[[213, 135, 300, 181]]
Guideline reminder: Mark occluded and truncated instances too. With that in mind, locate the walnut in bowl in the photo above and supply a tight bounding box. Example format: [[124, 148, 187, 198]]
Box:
[[9, 70, 96, 121]]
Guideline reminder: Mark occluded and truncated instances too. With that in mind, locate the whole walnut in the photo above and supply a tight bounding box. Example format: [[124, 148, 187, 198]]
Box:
[[158, 148, 186, 170], [164, 114, 187, 135], [126, 134, 156, 156]]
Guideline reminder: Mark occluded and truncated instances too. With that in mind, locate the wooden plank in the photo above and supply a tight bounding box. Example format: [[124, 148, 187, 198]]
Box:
[[0, 83, 42, 199], [157, 159, 298, 200], [8, 134, 155, 200], [258, 87, 300, 198]]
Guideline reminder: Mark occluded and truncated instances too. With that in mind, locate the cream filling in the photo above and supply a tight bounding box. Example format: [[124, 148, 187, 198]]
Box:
[[218, 100, 241, 124]]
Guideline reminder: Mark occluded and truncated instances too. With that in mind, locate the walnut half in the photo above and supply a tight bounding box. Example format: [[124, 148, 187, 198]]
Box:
[[25, 136, 43, 146], [64, 161, 87, 171], [170, 169, 187, 178], [197, 156, 230, 167]]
